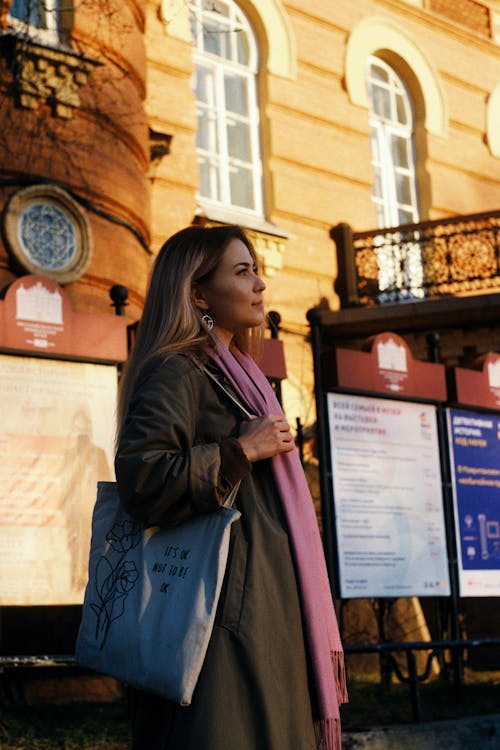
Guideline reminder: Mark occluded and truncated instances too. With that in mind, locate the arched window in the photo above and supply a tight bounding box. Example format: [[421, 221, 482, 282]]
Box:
[[367, 57, 419, 228], [190, 0, 263, 216], [9, 0, 60, 43], [367, 57, 424, 300]]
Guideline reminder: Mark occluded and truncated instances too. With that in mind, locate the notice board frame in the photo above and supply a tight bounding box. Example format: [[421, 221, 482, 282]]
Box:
[[318, 385, 458, 602], [305, 309, 500, 714], [306, 311, 464, 643], [0, 353, 119, 607], [325, 388, 451, 600], [0, 276, 127, 620], [445, 402, 500, 598]]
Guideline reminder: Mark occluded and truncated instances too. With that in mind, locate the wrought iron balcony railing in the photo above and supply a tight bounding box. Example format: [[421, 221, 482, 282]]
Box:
[[331, 210, 500, 308]]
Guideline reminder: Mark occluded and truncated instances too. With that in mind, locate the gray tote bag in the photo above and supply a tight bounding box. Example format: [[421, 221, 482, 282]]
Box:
[[76, 480, 241, 706]]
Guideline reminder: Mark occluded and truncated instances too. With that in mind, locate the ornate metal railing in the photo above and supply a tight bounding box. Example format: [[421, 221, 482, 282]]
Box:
[[331, 210, 500, 307]]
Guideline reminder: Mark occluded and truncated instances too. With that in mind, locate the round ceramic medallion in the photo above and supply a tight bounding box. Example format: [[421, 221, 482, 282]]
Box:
[[2, 184, 93, 283]]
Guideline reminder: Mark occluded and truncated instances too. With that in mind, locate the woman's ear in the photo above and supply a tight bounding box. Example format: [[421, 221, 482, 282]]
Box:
[[191, 283, 209, 312]]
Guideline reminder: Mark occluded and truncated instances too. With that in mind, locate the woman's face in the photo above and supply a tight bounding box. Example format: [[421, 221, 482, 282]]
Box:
[[195, 238, 266, 346]]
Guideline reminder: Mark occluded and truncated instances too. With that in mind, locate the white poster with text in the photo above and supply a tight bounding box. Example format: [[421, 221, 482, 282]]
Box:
[[327, 393, 450, 598]]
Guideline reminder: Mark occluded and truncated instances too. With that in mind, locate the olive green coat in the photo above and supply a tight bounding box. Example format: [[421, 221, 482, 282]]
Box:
[[115, 354, 318, 750]]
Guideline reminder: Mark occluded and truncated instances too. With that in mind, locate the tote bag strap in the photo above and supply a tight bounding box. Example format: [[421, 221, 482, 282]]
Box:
[[202, 364, 254, 420], [202, 364, 253, 510], [222, 480, 240, 509]]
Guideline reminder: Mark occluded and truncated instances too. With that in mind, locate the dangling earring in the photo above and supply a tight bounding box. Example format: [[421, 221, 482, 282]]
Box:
[[202, 313, 214, 331]]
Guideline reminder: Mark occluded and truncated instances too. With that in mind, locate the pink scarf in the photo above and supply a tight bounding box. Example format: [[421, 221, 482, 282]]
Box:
[[208, 339, 347, 750]]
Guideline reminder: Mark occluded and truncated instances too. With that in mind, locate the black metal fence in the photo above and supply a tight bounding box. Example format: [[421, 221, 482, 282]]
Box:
[[344, 637, 500, 722]]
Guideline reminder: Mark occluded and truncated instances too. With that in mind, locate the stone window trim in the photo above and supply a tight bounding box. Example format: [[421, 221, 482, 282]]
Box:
[[148, 128, 173, 180], [345, 15, 448, 139], [2, 184, 94, 283], [486, 83, 500, 158], [160, 0, 297, 80], [193, 209, 289, 278]]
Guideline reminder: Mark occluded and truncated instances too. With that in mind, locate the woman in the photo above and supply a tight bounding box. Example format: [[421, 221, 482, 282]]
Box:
[[115, 225, 346, 750]]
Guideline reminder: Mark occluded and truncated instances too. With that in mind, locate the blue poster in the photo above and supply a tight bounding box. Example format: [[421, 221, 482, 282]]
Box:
[[447, 408, 500, 596]]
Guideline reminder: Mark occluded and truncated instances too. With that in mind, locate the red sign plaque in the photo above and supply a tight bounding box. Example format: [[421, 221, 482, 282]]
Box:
[[260, 338, 287, 380], [335, 332, 446, 400], [453, 353, 500, 409], [0, 275, 127, 363]]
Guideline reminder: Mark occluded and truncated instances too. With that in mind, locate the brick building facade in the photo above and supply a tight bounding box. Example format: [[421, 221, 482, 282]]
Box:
[[0, 0, 499, 675]]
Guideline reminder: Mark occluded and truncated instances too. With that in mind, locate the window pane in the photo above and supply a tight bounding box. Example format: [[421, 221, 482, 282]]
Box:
[[376, 203, 386, 227], [229, 165, 254, 209], [371, 84, 391, 120], [391, 135, 409, 168], [398, 208, 414, 225], [395, 93, 408, 125], [195, 67, 214, 105], [395, 172, 412, 205], [203, 0, 228, 16], [224, 73, 247, 115], [237, 30, 250, 65], [199, 156, 221, 202], [227, 118, 251, 161], [10, 0, 42, 26], [196, 108, 218, 152], [371, 64, 389, 83], [370, 127, 381, 162], [372, 167, 383, 199], [203, 24, 228, 58]]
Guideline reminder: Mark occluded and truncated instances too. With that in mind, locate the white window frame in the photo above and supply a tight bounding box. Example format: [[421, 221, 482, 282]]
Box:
[[367, 57, 423, 300], [190, 0, 264, 217], [367, 56, 419, 229], [8, 0, 60, 46]]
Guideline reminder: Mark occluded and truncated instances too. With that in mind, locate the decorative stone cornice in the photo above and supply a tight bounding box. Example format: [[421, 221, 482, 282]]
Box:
[[245, 229, 286, 278], [148, 128, 173, 180], [1, 32, 99, 118], [193, 214, 288, 278]]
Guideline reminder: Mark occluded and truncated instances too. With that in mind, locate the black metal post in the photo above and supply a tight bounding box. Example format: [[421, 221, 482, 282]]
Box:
[[109, 284, 129, 316], [452, 643, 465, 704], [406, 648, 422, 722], [436, 401, 463, 698], [426, 331, 441, 363], [267, 310, 282, 405], [306, 306, 339, 597], [296, 417, 304, 464], [267, 310, 281, 339], [329, 222, 359, 307], [426, 329, 447, 668]]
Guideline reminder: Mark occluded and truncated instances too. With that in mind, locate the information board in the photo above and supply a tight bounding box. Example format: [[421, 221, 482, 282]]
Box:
[[447, 408, 500, 597], [327, 393, 450, 598], [0, 355, 116, 605]]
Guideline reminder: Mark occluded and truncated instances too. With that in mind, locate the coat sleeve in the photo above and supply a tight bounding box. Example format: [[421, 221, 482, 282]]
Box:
[[114, 356, 251, 527]]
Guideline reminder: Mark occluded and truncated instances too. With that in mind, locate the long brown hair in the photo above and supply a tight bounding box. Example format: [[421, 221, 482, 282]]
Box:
[[116, 224, 263, 441]]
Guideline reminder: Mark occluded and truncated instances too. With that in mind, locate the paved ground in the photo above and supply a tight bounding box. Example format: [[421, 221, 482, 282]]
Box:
[[342, 714, 500, 749]]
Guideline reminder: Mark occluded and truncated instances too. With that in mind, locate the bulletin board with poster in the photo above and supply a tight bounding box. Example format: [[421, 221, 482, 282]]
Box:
[[446, 354, 500, 597], [327, 392, 450, 599], [447, 408, 500, 597], [317, 332, 451, 600], [0, 276, 127, 606]]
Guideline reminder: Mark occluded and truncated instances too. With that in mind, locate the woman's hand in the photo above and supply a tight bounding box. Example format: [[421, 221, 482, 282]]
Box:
[[237, 414, 294, 463]]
